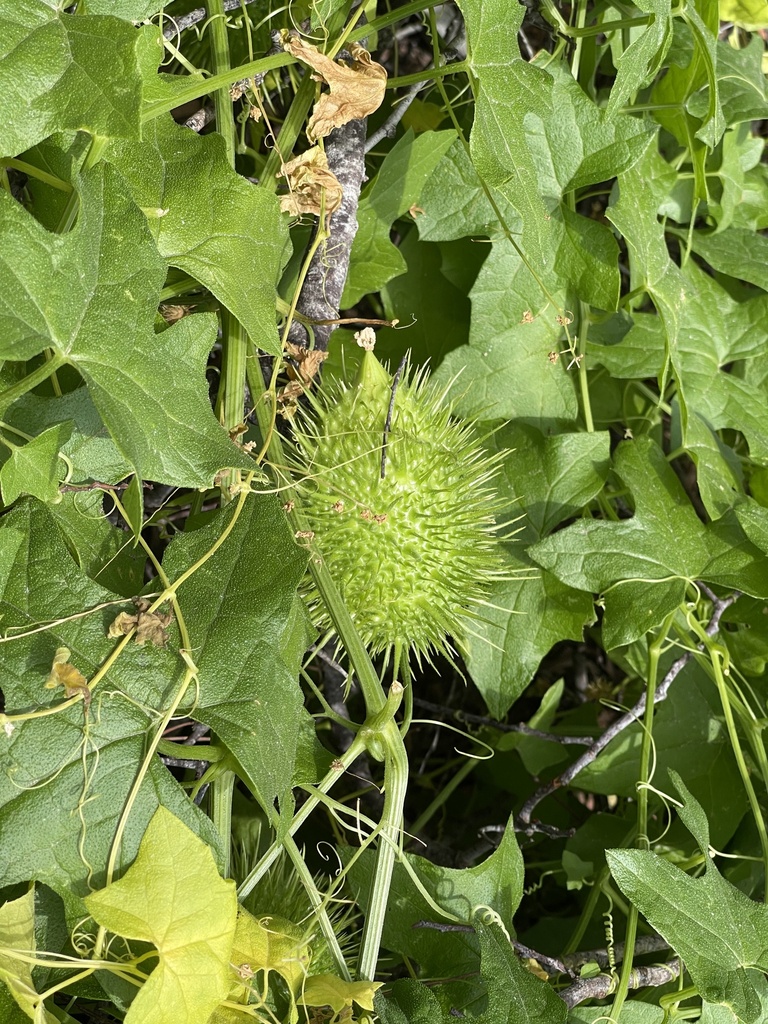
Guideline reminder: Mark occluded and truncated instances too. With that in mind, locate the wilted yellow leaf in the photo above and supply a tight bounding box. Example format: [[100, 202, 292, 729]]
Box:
[[44, 647, 90, 706], [278, 146, 343, 219], [283, 35, 387, 141]]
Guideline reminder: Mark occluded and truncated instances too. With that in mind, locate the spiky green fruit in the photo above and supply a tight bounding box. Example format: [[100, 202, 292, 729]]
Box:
[[291, 349, 506, 662]]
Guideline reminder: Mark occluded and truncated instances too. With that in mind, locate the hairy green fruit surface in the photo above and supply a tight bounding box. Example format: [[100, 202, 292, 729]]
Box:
[[291, 349, 506, 661]]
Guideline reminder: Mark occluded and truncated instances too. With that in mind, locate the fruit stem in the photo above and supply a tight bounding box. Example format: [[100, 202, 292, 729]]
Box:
[[356, 717, 409, 982]]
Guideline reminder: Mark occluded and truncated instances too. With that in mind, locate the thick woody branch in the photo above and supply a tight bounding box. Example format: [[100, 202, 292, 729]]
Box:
[[287, 116, 368, 351], [560, 958, 682, 1008]]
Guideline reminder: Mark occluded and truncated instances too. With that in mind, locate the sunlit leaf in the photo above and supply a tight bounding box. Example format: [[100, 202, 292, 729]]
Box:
[[85, 806, 237, 1024]]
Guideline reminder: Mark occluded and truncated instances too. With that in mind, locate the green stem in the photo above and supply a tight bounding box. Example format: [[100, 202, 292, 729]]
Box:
[[0, 354, 67, 417], [237, 731, 369, 901], [281, 830, 352, 981], [1, 158, 72, 192], [409, 757, 477, 837], [212, 770, 236, 879], [248, 365, 411, 984], [609, 613, 671, 1020], [356, 719, 409, 982], [141, 53, 294, 123], [386, 61, 467, 89], [690, 619, 768, 884], [207, 1, 248, 501], [349, 0, 441, 42], [208, 0, 237, 167], [261, 65, 317, 189]]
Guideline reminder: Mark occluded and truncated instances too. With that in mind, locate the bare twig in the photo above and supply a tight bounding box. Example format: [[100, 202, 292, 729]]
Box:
[[413, 922, 570, 978], [161, 0, 260, 39], [183, 721, 212, 745], [560, 934, 670, 973], [413, 697, 592, 746], [517, 588, 739, 826], [560, 959, 682, 1008], [184, 105, 215, 132], [159, 756, 208, 770], [414, 920, 678, 1008], [365, 80, 428, 153]]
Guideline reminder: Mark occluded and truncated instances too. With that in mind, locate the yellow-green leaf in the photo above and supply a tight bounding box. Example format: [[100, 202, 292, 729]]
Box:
[[84, 807, 237, 1024], [0, 888, 56, 1024], [298, 974, 383, 1013], [719, 0, 768, 27]]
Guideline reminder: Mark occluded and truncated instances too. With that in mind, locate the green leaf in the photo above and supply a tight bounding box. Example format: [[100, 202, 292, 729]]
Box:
[[0, 888, 57, 1024], [455, 0, 552, 265], [0, 163, 253, 487], [6, 389, 132, 485], [607, 779, 768, 1022], [689, 37, 768, 126], [0, 500, 222, 919], [606, 146, 686, 390], [431, 239, 577, 427], [524, 61, 656, 201], [0, 987, 29, 1024], [590, 259, 768, 518], [81, 0, 164, 17], [349, 815, 523, 979], [375, 231, 474, 370], [298, 975, 383, 1013], [223, 908, 309, 1006], [0, 422, 72, 507], [0, 2, 143, 158], [85, 806, 237, 1024], [375, 979, 447, 1024], [468, 558, 596, 718], [606, 0, 673, 115], [49, 490, 147, 597], [580, 661, 747, 847], [569, 1004, 664, 1022], [161, 495, 310, 816], [651, 14, 724, 154], [531, 437, 709, 645], [310, 0, 348, 28], [501, 425, 612, 544], [342, 129, 457, 306], [708, 125, 765, 233], [475, 919, 567, 1024], [416, 136, 522, 242], [685, 226, 768, 292], [465, 424, 607, 716], [104, 117, 289, 358], [552, 205, 620, 311]]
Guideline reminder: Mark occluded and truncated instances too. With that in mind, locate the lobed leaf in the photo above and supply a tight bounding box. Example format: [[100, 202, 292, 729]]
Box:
[[85, 806, 237, 1024], [0, 164, 252, 488], [0, 2, 143, 158]]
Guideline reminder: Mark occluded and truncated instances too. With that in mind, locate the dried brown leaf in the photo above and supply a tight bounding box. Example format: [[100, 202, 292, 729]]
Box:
[[283, 36, 387, 141], [285, 342, 328, 384], [108, 599, 174, 648], [278, 147, 343, 219]]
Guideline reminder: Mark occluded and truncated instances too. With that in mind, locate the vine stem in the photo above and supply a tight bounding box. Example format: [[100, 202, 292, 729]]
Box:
[[609, 610, 672, 1019], [250, 376, 410, 982], [689, 605, 768, 882], [356, 719, 409, 982]]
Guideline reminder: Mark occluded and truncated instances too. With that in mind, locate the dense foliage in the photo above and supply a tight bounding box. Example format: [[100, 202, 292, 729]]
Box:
[[1, 1, 768, 1022]]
